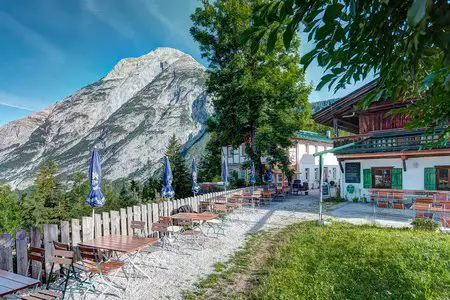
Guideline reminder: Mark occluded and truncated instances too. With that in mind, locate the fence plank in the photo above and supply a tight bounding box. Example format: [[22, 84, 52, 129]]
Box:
[[15, 229, 28, 276], [152, 203, 159, 222], [82, 216, 93, 242], [141, 205, 148, 235], [0, 234, 13, 272], [133, 205, 141, 236], [71, 219, 81, 248], [30, 227, 42, 278], [94, 214, 102, 239], [102, 212, 110, 236], [60, 221, 70, 245], [168, 201, 173, 215], [110, 211, 120, 235], [43, 224, 58, 275], [147, 204, 154, 234], [127, 207, 133, 236], [158, 202, 163, 216]]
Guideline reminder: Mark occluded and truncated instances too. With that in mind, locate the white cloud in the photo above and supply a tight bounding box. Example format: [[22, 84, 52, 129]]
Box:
[[82, 0, 136, 39], [0, 11, 65, 63]]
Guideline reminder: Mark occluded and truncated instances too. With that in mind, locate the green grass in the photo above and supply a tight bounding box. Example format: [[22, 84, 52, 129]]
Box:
[[189, 221, 450, 300]]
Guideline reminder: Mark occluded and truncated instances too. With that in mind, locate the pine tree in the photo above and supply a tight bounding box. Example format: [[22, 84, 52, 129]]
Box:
[[0, 184, 26, 235], [118, 183, 139, 207], [165, 135, 192, 199], [142, 177, 158, 203]]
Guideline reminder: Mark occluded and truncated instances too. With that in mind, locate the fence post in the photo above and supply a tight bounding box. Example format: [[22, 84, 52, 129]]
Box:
[[43, 224, 58, 275], [82, 216, 93, 242], [102, 212, 110, 237], [71, 219, 81, 249], [15, 229, 28, 276], [30, 227, 42, 278], [133, 205, 141, 236], [94, 214, 102, 239], [158, 202, 163, 216], [120, 208, 127, 236], [0, 233, 13, 272], [141, 204, 148, 235], [152, 203, 159, 222], [110, 211, 120, 235], [126, 207, 133, 236], [60, 221, 70, 245]]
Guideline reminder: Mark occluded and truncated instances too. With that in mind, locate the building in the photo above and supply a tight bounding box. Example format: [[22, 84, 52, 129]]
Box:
[[313, 80, 450, 200], [222, 130, 341, 189]]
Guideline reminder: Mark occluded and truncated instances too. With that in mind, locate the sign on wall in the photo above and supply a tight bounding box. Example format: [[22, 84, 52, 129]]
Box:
[[345, 162, 361, 183]]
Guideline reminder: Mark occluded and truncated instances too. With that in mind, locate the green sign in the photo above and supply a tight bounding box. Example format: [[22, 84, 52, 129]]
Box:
[[322, 183, 330, 196], [346, 184, 355, 194]]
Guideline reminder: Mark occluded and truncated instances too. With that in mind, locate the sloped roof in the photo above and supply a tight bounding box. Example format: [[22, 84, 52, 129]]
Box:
[[293, 130, 332, 143]]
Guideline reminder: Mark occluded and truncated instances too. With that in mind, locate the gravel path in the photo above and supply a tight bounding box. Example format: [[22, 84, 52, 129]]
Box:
[[80, 192, 320, 300]]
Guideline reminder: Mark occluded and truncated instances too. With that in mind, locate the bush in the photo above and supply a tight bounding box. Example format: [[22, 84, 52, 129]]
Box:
[[352, 197, 359, 203], [324, 196, 346, 203], [411, 218, 440, 231]]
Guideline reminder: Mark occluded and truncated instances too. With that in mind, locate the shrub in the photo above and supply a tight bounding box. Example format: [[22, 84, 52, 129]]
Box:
[[411, 218, 440, 231], [324, 196, 346, 203], [352, 197, 359, 203]]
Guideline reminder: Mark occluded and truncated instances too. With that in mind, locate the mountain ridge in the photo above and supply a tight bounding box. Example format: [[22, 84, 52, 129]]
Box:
[[0, 47, 211, 189]]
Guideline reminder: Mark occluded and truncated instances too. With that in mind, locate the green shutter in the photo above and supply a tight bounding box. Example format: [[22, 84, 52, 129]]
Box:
[[424, 167, 436, 190], [363, 169, 372, 188], [391, 168, 403, 190]]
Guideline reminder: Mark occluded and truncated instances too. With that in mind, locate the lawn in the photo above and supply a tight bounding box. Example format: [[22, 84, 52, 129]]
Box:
[[187, 221, 450, 300]]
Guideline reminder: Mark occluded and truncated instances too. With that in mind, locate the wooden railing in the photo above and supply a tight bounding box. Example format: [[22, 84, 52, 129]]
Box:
[[0, 188, 245, 277], [333, 130, 449, 153]]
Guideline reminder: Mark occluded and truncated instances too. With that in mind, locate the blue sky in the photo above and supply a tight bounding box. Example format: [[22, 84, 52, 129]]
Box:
[[0, 0, 371, 126]]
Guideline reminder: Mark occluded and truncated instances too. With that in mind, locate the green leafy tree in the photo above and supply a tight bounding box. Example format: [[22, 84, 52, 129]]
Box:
[[246, 0, 450, 141], [0, 184, 26, 235], [142, 177, 159, 203], [118, 183, 139, 207], [66, 171, 91, 218], [25, 161, 65, 224], [191, 0, 311, 176], [165, 135, 192, 199], [198, 133, 222, 182]]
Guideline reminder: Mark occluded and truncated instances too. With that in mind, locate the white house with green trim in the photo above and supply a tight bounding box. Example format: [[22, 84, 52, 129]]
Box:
[[313, 81, 450, 200]]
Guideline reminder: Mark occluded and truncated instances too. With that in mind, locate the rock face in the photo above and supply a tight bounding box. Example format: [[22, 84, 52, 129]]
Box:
[[0, 48, 212, 189]]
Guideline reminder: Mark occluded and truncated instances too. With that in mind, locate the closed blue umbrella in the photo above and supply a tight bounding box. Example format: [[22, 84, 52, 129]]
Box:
[[249, 162, 256, 193], [249, 162, 256, 184], [191, 159, 200, 195], [86, 148, 105, 208], [161, 156, 175, 199], [266, 165, 273, 184], [86, 147, 105, 239], [222, 159, 228, 191]]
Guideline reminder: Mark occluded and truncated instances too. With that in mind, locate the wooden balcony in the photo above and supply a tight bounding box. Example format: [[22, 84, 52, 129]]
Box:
[[332, 130, 449, 154]]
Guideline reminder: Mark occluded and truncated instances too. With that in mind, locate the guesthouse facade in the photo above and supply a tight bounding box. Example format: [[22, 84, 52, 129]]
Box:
[[313, 80, 450, 200], [222, 131, 341, 189]]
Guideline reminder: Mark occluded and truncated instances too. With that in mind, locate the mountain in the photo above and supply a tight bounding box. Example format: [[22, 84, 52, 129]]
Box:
[[0, 48, 212, 190], [310, 98, 340, 113]]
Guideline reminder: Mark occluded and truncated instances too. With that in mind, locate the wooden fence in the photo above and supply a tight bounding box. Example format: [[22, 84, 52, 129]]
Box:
[[0, 188, 243, 278]]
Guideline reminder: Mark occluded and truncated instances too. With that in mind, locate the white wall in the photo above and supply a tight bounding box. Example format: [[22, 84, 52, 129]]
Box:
[[341, 156, 450, 200]]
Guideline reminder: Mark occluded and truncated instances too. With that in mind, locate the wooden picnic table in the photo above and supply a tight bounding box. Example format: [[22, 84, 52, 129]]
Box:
[[79, 235, 158, 254], [170, 212, 219, 221], [79, 235, 159, 280], [0, 270, 40, 297]]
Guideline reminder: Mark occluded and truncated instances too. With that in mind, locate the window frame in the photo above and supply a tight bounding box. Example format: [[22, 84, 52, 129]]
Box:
[[371, 167, 393, 189], [436, 166, 450, 191]]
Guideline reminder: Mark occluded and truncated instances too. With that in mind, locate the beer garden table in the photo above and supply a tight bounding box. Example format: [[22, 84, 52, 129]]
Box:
[[0, 270, 40, 297], [78, 235, 159, 280]]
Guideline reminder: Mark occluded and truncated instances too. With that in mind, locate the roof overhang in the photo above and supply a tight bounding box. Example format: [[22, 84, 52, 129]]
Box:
[[336, 148, 450, 160], [313, 80, 378, 133]]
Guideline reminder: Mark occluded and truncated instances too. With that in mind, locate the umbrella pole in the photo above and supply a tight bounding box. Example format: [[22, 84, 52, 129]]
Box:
[[92, 208, 95, 239]]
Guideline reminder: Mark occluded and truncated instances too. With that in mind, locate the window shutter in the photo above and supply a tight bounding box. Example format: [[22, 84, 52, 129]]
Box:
[[424, 167, 436, 190], [363, 169, 372, 188], [392, 168, 403, 190]]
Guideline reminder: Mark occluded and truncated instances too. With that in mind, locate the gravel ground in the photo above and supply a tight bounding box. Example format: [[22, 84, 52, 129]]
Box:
[[76, 192, 320, 300]]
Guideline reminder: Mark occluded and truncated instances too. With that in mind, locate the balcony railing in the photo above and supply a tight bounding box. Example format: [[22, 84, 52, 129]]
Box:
[[333, 130, 449, 154]]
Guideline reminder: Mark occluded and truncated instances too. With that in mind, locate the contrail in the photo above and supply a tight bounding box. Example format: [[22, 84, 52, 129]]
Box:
[[0, 102, 35, 111]]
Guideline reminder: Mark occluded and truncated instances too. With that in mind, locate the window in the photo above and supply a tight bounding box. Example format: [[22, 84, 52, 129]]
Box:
[[437, 166, 450, 190], [305, 168, 309, 180], [372, 167, 392, 189]]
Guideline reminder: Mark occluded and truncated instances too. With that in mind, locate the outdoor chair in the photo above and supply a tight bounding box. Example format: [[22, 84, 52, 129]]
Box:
[[207, 203, 229, 236], [53, 241, 70, 251], [77, 246, 126, 298], [151, 222, 174, 250], [22, 250, 78, 300], [131, 220, 147, 237], [434, 193, 449, 202], [414, 202, 433, 219], [199, 201, 211, 212], [178, 219, 203, 249], [27, 247, 45, 284], [160, 216, 183, 232]]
